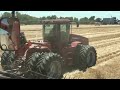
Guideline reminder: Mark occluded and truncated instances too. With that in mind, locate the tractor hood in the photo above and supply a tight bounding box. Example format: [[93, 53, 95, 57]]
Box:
[[70, 34, 89, 45], [28, 40, 51, 50]]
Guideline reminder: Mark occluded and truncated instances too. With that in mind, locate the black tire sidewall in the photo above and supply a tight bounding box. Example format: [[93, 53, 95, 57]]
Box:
[[86, 46, 96, 67], [25, 52, 64, 79], [41, 53, 63, 79], [1, 51, 15, 70], [75, 45, 96, 69]]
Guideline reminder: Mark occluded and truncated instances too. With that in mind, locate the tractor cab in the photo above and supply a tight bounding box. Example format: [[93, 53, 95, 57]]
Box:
[[42, 19, 71, 52]]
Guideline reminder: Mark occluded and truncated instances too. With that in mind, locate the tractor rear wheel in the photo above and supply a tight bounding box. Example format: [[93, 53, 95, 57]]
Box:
[[75, 45, 97, 71], [23, 52, 43, 78], [39, 52, 64, 79], [25, 52, 64, 79], [1, 51, 15, 70]]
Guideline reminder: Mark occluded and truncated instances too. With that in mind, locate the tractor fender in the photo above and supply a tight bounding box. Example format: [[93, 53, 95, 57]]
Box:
[[24, 45, 51, 60], [70, 34, 89, 45], [71, 41, 82, 48]]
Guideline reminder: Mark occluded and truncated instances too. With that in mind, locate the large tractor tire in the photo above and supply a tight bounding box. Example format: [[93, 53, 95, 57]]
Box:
[[75, 44, 97, 71], [1, 51, 15, 70], [23, 52, 43, 78], [25, 52, 64, 79]]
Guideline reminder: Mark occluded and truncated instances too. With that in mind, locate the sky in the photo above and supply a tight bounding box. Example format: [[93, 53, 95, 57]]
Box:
[[0, 11, 120, 19]]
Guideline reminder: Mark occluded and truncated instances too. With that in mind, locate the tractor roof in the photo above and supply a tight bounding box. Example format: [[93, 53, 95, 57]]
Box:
[[42, 19, 71, 24]]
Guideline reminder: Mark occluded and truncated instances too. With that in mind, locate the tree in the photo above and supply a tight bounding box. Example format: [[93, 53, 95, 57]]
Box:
[[2, 12, 11, 17], [60, 16, 64, 19], [89, 16, 95, 24], [79, 17, 89, 24], [41, 16, 46, 20], [51, 15, 57, 19], [68, 17, 73, 21], [89, 16, 95, 21], [95, 18, 102, 22], [1, 12, 107, 25], [16, 11, 21, 18], [74, 17, 78, 23], [46, 16, 51, 19]]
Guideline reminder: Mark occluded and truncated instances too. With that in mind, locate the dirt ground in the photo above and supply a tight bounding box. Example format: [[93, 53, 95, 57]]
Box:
[[1, 25, 120, 79]]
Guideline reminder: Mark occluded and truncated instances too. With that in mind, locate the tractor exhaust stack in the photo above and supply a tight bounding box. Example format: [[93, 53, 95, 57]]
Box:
[[12, 11, 15, 18]]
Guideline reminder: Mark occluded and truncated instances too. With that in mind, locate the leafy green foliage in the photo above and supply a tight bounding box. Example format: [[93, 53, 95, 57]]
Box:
[[95, 18, 102, 22], [1, 12, 118, 25]]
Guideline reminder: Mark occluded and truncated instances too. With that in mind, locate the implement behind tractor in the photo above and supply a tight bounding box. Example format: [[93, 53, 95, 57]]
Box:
[[0, 11, 97, 79]]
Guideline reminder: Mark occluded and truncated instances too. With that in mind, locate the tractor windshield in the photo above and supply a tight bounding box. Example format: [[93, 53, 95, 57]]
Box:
[[43, 24, 56, 42], [44, 24, 55, 35]]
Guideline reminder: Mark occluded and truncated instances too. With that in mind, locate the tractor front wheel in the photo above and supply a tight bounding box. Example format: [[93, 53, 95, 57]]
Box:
[[1, 51, 15, 70], [40, 52, 64, 79]]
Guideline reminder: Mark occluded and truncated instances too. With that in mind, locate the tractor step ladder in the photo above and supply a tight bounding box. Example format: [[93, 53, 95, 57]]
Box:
[[67, 52, 73, 65]]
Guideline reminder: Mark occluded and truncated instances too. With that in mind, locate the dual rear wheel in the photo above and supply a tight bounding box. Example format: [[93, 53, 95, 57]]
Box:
[[25, 52, 64, 79], [75, 44, 97, 71]]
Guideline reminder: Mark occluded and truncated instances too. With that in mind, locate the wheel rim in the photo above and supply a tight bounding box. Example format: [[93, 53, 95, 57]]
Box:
[[86, 51, 96, 67], [47, 61, 62, 79]]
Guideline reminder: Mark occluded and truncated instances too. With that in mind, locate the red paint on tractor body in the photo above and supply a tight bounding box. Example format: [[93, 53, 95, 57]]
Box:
[[71, 41, 81, 47], [70, 34, 89, 45]]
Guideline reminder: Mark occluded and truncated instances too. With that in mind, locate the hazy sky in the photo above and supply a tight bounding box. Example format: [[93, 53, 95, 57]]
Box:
[[0, 11, 120, 19]]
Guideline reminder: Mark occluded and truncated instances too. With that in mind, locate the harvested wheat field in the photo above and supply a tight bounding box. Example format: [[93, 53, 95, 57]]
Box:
[[1, 24, 120, 79]]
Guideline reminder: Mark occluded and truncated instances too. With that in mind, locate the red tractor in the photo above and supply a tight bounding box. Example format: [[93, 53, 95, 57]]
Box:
[[0, 11, 97, 79]]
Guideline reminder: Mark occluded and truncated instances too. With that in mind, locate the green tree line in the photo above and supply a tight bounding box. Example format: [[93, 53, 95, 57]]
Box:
[[0, 12, 107, 25]]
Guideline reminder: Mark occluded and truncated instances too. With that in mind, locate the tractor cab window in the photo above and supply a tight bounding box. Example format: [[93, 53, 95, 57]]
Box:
[[43, 24, 57, 42], [61, 24, 67, 32], [44, 24, 55, 34], [60, 24, 70, 43]]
